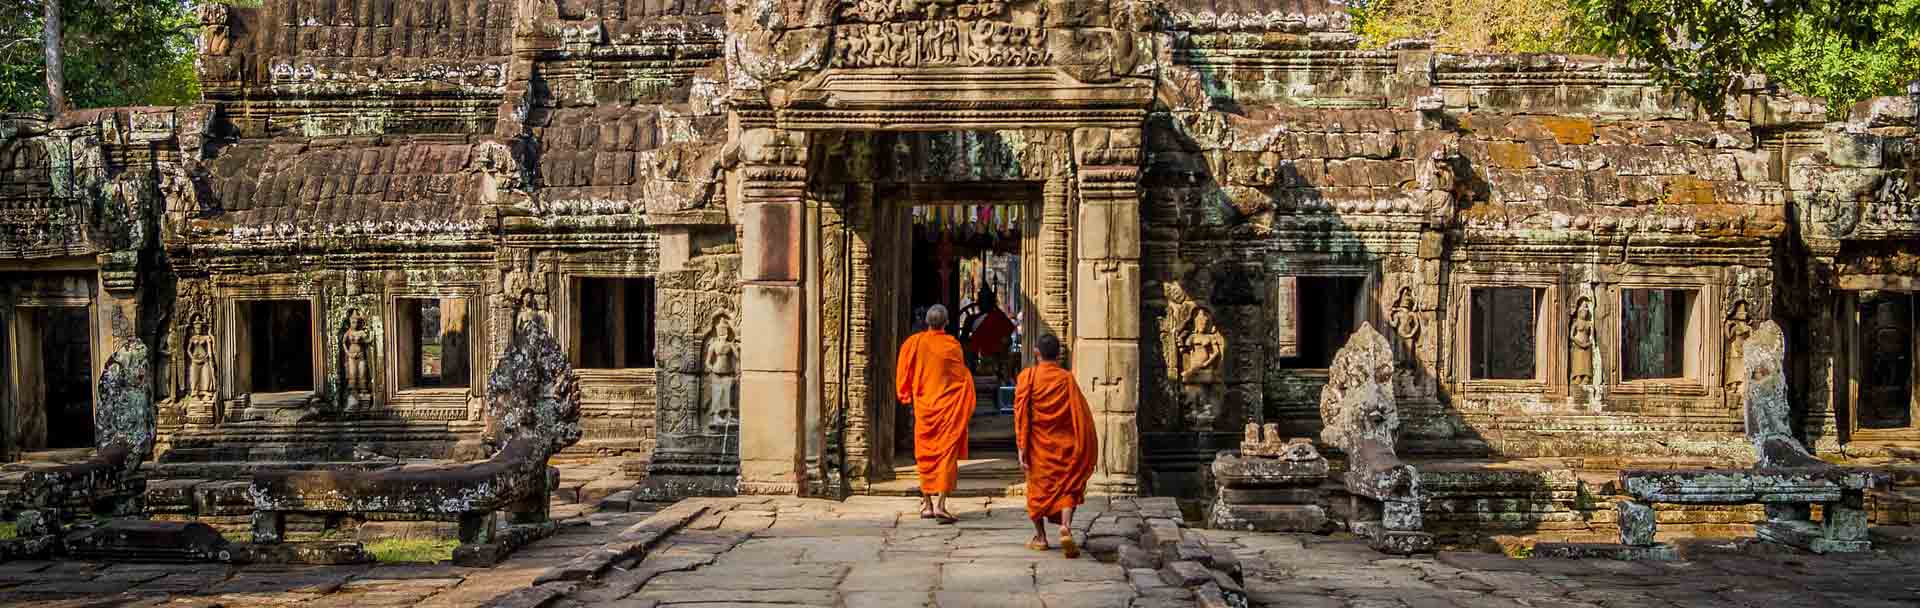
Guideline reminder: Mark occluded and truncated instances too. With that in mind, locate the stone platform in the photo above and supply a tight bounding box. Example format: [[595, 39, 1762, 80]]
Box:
[[4, 497, 1920, 607], [536, 495, 1211, 608]]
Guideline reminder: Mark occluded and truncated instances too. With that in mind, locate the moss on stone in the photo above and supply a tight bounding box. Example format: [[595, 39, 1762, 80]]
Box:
[[366, 538, 459, 563]]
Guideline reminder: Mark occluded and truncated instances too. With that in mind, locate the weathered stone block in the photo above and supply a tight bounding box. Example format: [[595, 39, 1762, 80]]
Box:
[[1616, 500, 1657, 546], [1077, 199, 1141, 261], [739, 284, 802, 373], [1074, 262, 1141, 341], [739, 202, 802, 282], [1531, 542, 1677, 561], [738, 370, 802, 491], [1158, 560, 1211, 587], [62, 520, 234, 563], [1117, 541, 1156, 569], [1827, 130, 1885, 168]]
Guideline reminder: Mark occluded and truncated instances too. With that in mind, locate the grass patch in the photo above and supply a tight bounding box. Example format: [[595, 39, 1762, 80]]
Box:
[[366, 538, 459, 563]]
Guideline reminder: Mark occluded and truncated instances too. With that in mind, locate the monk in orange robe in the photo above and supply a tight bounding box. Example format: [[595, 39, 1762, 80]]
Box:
[[896, 305, 972, 523], [1015, 334, 1098, 558]]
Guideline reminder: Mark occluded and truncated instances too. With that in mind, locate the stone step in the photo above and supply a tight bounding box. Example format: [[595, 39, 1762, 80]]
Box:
[[866, 473, 1027, 498]]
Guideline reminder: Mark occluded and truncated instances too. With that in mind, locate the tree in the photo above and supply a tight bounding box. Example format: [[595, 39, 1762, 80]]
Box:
[[1, 0, 206, 114], [1753, 0, 1920, 116], [42, 0, 61, 113], [1568, 0, 1920, 116]]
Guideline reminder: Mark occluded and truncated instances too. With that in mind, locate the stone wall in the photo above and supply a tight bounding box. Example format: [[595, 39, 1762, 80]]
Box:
[[0, 0, 1914, 514], [1135, 0, 1915, 496]]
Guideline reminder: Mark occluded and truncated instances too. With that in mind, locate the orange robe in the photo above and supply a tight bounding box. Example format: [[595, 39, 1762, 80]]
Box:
[[1015, 361, 1098, 523], [896, 329, 973, 494]]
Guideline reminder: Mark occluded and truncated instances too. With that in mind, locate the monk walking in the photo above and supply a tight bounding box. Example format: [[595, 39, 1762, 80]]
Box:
[[896, 305, 973, 524], [1015, 335, 1098, 558]]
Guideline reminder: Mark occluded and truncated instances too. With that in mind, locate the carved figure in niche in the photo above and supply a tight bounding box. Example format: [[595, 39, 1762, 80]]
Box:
[[1389, 287, 1420, 369], [1570, 296, 1595, 386], [1160, 281, 1198, 378], [344, 309, 372, 401], [1724, 300, 1753, 395], [1179, 308, 1227, 430], [516, 288, 552, 330], [703, 315, 740, 432], [187, 313, 218, 401]]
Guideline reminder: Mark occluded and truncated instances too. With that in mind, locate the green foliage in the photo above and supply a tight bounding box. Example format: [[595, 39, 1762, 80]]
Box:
[[1568, 0, 1919, 116], [365, 538, 459, 563], [2, 1, 195, 113], [1753, 1, 1920, 117], [1353, 0, 1601, 54], [0, 1, 259, 114], [1353, 0, 1919, 117], [0, 522, 15, 540]]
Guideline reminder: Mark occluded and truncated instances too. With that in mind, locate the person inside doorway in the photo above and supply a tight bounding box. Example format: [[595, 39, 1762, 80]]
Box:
[[958, 285, 1017, 383], [1015, 334, 1098, 557], [896, 305, 974, 524]]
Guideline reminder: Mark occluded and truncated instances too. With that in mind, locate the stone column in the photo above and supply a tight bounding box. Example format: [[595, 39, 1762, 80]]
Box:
[[1072, 127, 1143, 495], [736, 127, 810, 495]]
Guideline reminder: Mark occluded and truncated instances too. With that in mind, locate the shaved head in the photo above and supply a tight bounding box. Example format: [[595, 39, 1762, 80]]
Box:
[[1037, 334, 1061, 361], [926, 305, 948, 330]]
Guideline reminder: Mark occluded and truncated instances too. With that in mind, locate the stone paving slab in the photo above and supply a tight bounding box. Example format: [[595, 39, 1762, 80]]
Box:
[[8, 494, 1920, 607], [0, 507, 657, 606], [550, 496, 1191, 608]]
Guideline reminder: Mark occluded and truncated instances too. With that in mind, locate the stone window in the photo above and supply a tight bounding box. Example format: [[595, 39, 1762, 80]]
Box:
[[1856, 291, 1915, 430], [1620, 288, 1702, 381], [1469, 287, 1543, 380], [572, 278, 656, 370], [395, 298, 471, 389], [1277, 276, 1367, 369], [238, 300, 314, 394]]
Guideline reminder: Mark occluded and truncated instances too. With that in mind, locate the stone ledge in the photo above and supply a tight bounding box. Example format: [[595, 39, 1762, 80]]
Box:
[[1531, 542, 1678, 561], [480, 581, 579, 608], [532, 499, 712, 585]]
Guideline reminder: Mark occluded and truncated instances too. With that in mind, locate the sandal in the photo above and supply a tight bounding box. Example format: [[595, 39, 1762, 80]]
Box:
[[919, 508, 935, 519], [934, 511, 959, 525], [1026, 538, 1049, 551], [1061, 536, 1080, 559]]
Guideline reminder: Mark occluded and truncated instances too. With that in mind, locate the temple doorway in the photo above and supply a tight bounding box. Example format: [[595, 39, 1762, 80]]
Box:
[[2, 271, 101, 457], [871, 186, 1039, 496]]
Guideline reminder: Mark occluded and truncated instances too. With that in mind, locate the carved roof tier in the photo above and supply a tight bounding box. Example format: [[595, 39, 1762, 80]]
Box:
[[200, 1, 516, 99], [191, 137, 502, 241]]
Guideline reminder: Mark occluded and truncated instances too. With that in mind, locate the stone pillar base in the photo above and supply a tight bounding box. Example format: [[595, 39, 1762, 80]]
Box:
[[632, 453, 740, 502], [1088, 474, 1139, 496]]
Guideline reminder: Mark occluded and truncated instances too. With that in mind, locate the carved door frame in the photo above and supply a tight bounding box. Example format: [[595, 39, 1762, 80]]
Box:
[[839, 178, 1067, 489], [0, 269, 103, 458]]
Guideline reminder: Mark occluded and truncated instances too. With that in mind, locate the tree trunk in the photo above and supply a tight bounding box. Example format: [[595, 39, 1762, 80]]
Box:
[[43, 0, 64, 115]]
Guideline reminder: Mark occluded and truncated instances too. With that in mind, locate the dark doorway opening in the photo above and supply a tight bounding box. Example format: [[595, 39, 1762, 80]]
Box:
[[574, 278, 657, 370], [33, 307, 94, 450], [244, 300, 314, 393]]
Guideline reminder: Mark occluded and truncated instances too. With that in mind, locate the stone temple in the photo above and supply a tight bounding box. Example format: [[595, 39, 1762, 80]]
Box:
[[0, 0, 1916, 549]]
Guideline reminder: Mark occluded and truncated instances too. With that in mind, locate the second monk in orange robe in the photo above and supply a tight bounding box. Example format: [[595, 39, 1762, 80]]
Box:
[[896, 305, 972, 523], [1015, 334, 1098, 557]]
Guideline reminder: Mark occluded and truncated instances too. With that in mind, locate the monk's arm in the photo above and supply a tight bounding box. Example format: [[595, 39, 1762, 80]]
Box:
[[895, 335, 918, 405], [1013, 371, 1031, 467]]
